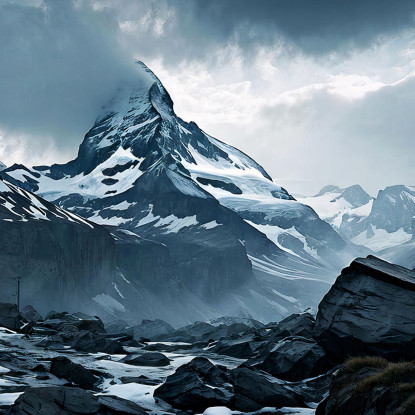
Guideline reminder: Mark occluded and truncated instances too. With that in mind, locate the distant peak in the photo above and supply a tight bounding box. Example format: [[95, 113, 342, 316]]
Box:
[[0, 161, 6, 171], [315, 185, 341, 197]]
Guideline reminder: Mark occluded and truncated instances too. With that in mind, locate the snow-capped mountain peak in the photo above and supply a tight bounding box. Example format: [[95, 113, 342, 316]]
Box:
[[0, 61, 361, 323]]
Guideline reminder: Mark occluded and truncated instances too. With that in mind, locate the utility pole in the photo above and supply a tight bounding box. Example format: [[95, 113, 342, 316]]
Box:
[[16, 276, 21, 313]]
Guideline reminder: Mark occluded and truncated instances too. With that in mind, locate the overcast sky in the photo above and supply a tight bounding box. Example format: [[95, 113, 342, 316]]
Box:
[[0, 0, 414, 195]]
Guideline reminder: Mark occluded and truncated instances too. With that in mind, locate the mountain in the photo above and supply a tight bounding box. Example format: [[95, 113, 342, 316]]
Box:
[[0, 161, 6, 171], [353, 185, 415, 251], [297, 185, 373, 241], [299, 184, 415, 252], [0, 177, 116, 316], [0, 61, 360, 325]]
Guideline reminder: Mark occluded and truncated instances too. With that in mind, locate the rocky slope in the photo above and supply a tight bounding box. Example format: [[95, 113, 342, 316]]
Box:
[[0, 61, 361, 324], [1, 255, 414, 414]]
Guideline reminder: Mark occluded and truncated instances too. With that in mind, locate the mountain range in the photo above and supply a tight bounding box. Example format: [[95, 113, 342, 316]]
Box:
[[298, 184, 415, 253]]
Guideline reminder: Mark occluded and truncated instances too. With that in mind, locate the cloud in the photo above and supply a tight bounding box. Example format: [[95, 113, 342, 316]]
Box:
[[0, 0, 414, 195], [108, 0, 415, 66], [0, 0, 137, 163]]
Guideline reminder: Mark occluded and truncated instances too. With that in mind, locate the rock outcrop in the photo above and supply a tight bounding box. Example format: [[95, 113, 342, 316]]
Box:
[[314, 255, 415, 360]]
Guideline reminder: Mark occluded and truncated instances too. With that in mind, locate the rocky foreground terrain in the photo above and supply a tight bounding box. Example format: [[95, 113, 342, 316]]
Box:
[[0, 255, 414, 415]]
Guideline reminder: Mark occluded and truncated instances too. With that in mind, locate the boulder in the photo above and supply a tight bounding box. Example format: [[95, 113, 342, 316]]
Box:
[[230, 367, 304, 411], [314, 256, 415, 360], [210, 337, 255, 359], [50, 356, 98, 390], [256, 336, 334, 381], [5, 386, 101, 414], [20, 305, 42, 322], [132, 319, 174, 341], [123, 352, 171, 367], [154, 357, 232, 411], [70, 331, 124, 354], [5, 386, 149, 414], [277, 312, 315, 338], [0, 302, 19, 331]]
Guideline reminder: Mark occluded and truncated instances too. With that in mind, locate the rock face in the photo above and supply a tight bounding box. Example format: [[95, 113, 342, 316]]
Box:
[[0, 179, 116, 317], [314, 255, 415, 360]]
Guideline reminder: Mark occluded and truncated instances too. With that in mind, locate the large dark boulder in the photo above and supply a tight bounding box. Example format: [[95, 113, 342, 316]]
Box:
[[122, 352, 171, 367], [314, 256, 415, 360], [256, 336, 334, 381], [0, 302, 19, 331], [5, 386, 149, 415], [50, 356, 98, 390], [154, 357, 232, 411], [230, 367, 304, 411]]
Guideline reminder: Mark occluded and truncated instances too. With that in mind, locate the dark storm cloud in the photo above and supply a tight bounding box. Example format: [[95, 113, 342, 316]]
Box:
[[114, 0, 415, 64], [0, 0, 136, 154]]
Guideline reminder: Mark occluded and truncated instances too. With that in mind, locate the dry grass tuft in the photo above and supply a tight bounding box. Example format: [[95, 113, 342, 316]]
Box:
[[356, 362, 415, 393], [343, 356, 389, 374]]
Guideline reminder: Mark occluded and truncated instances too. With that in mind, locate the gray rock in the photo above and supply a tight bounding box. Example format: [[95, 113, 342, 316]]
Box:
[[5, 386, 102, 414], [20, 305, 42, 322], [230, 367, 304, 411], [5, 386, 149, 414], [314, 255, 415, 360], [277, 312, 315, 338], [154, 357, 232, 411], [123, 352, 171, 367], [210, 337, 255, 359], [256, 336, 334, 381], [50, 356, 99, 390]]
